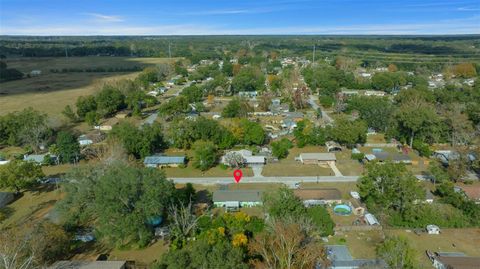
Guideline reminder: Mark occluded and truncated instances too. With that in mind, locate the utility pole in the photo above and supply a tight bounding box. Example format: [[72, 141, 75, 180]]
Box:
[[312, 45, 316, 66], [65, 47, 68, 58], [168, 43, 171, 58]]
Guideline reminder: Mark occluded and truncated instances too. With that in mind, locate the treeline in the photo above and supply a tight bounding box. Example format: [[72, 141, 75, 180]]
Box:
[[0, 61, 23, 82], [50, 66, 142, 73], [1, 35, 478, 64]]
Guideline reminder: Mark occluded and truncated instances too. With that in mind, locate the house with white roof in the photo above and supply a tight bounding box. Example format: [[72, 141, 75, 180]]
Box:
[[221, 149, 266, 166]]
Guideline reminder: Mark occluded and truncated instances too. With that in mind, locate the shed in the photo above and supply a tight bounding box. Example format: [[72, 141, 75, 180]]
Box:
[[364, 213, 380, 226], [144, 156, 186, 168], [427, 224, 440, 234], [326, 141, 342, 152], [78, 135, 93, 146], [0, 192, 14, 208]]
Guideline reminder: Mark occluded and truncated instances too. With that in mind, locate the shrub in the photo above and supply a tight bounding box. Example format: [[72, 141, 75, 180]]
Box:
[[307, 206, 335, 236], [351, 153, 365, 161], [412, 140, 431, 157], [319, 95, 335, 108]]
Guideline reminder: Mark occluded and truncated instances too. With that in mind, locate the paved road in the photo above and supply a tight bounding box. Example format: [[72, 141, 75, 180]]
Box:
[[169, 174, 436, 185], [308, 95, 334, 124], [169, 175, 359, 185]]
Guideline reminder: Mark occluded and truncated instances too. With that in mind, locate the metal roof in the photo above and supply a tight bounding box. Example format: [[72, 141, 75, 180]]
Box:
[[48, 261, 126, 269], [365, 213, 380, 225], [144, 156, 185, 164], [213, 190, 263, 202], [0, 192, 14, 208], [300, 153, 336, 161]]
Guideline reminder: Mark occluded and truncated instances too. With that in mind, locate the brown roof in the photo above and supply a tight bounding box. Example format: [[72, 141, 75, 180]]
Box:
[[436, 256, 480, 269], [459, 185, 480, 200], [293, 188, 342, 201]]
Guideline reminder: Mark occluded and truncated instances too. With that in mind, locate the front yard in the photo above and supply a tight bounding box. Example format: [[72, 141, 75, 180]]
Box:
[[262, 146, 334, 176]]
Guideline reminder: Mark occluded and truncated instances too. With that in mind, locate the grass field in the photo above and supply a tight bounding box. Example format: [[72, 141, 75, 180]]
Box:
[[262, 146, 334, 176], [328, 230, 384, 259], [385, 228, 480, 268], [109, 240, 169, 265], [300, 182, 358, 200], [0, 187, 62, 229], [0, 57, 175, 116]]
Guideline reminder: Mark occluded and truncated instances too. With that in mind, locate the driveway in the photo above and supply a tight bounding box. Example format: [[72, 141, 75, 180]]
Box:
[[308, 95, 334, 124], [250, 164, 264, 177]]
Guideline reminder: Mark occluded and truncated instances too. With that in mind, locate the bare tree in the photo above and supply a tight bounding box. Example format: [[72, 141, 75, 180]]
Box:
[[249, 219, 324, 269], [168, 201, 203, 241], [441, 104, 475, 146], [223, 152, 246, 168], [0, 229, 36, 269]]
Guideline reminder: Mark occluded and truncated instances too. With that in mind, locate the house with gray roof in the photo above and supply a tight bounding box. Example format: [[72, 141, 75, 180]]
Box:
[[48, 261, 128, 269], [0, 192, 14, 208], [319, 245, 387, 269], [23, 153, 58, 164], [213, 190, 263, 211], [364, 152, 411, 164], [144, 155, 186, 168], [296, 153, 336, 165]]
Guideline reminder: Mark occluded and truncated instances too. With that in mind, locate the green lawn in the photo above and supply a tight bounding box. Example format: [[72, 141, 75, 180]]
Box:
[[0, 187, 62, 229], [335, 149, 364, 176], [109, 240, 169, 265], [164, 165, 253, 178], [328, 230, 384, 259], [366, 133, 387, 143], [262, 146, 334, 176]]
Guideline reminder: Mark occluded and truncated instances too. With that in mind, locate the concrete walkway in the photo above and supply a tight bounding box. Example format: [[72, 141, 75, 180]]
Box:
[[328, 162, 343, 177]]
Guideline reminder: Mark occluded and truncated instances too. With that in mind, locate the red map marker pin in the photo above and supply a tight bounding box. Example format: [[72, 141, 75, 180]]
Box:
[[233, 169, 243, 183]]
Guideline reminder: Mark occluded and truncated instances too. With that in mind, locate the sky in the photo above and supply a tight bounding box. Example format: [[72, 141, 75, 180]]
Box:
[[0, 0, 479, 35]]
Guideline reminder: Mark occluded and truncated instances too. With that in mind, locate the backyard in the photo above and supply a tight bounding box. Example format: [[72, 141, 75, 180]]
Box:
[[385, 228, 480, 268]]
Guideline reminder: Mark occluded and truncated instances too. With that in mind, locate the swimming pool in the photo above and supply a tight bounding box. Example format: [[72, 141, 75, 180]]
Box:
[[333, 204, 352, 216]]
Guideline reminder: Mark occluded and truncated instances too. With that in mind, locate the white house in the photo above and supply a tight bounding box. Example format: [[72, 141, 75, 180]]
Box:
[[30, 70, 42, 76], [221, 149, 266, 166]]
